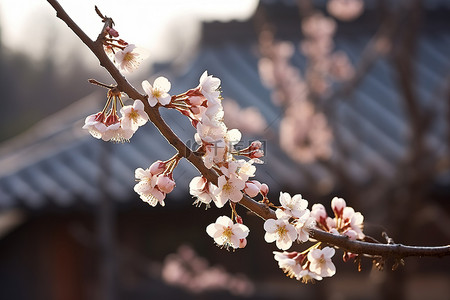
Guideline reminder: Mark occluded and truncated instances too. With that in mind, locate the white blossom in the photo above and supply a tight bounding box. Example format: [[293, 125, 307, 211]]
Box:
[[307, 247, 336, 277], [114, 44, 147, 72], [206, 216, 249, 249], [279, 192, 309, 219], [273, 251, 302, 279], [189, 176, 217, 207], [82, 113, 107, 139], [198, 71, 221, 113], [297, 269, 322, 283], [213, 175, 245, 208], [264, 218, 297, 250], [102, 122, 134, 143], [142, 76, 172, 107], [295, 212, 316, 243], [134, 167, 166, 207], [120, 100, 148, 131]]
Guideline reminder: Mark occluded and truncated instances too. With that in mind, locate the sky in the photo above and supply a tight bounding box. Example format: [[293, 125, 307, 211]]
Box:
[[0, 0, 259, 66]]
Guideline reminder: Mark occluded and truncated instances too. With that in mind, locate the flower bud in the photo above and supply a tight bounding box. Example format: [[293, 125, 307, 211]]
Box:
[[188, 95, 206, 106], [244, 180, 261, 198], [331, 197, 346, 218], [156, 175, 176, 193], [239, 238, 247, 248], [250, 140, 262, 149], [260, 183, 269, 197], [149, 160, 166, 175], [236, 215, 243, 224]]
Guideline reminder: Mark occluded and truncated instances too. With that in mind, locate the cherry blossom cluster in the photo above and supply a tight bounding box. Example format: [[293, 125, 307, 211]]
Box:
[[266, 194, 365, 283], [327, 0, 364, 21], [162, 245, 254, 295], [134, 156, 180, 207], [312, 196, 365, 240], [273, 247, 336, 283], [132, 71, 267, 250], [258, 30, 333, 163], [83, 89, 148, 143], [300, 13, 354, 95], [127, 70, 365, 282], [264, 192, 316, 250], [82, 63, 367, 283]]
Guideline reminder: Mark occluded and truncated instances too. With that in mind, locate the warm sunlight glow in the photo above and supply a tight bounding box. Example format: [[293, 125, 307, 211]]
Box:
[[0, 0, 258, 63]]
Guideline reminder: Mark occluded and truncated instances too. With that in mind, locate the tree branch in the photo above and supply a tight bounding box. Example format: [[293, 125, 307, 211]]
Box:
[[46, 0, 450, 260]]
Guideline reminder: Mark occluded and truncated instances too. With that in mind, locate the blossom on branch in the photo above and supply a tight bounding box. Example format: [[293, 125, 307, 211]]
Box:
[[82, 113, 107, 139], [189, 176, 217, 208], [134, 156, 180, 207], [120, 100, 149, 131], [278, 192, 309, 219], [307, 247, 336, 277], [206, 216, 249, 250], [264, 218, 297, 250], [214, 175, 246, 208], [142, 76, 172, 107], [114, 44, 148, 72]]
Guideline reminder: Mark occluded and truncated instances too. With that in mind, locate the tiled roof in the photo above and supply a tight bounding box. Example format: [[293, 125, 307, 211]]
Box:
[[0, 10, 449, 210]]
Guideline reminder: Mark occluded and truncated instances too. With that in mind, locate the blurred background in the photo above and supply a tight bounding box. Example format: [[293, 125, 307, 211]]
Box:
[[0, 0, 449, 299]]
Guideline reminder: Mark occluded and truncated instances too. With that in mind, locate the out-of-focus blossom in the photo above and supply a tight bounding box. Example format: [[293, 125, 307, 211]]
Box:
[[222, 99, 267, 135], [327, 0, 364, 21], [330, 51, 355, 80], [162, 245, 254, 295], [279, 102, 332, 163], [301, 13, 336, 39]]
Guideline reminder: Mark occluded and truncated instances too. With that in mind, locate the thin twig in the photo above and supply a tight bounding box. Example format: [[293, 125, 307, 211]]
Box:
[[46, 0, 450, 260]]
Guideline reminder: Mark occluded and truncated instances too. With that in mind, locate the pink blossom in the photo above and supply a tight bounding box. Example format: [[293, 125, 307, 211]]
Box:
[[189, 176, 217, 207], [214, 175, 245, 208], [244, 180, 261, 198], [260, 183, 269, 197], [133, 167, 166, 207], [327, 0, 364, 21], [149, 160, 166, 175], [156, 174, 176, 193], [295, 212, 316, 243], [273, 251, 303, 279], [331, 196, 346, 218]]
